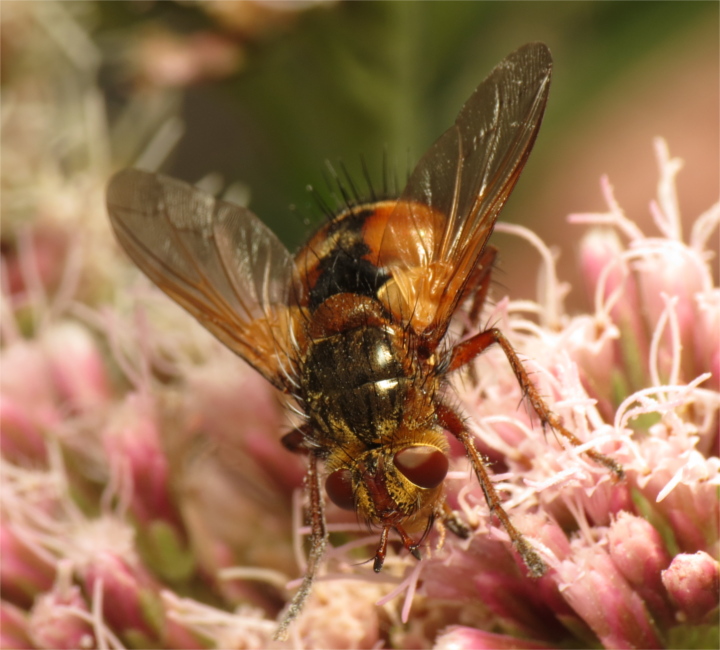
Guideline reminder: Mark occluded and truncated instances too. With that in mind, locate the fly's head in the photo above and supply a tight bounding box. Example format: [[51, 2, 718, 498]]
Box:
[[324, 427, 450, 570]]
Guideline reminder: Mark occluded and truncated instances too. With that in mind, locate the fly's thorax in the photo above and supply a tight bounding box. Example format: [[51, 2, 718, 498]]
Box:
[[300, 320, 413, 446]]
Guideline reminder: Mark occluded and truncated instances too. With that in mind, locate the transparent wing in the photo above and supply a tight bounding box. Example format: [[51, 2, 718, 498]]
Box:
[[107, 169, 297, 390], [375, 43, 552, 338]]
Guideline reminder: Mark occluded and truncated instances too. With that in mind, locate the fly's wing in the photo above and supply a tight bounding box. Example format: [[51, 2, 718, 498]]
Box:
[[107, 169, 297, 390], [374, 43, 552, 339]]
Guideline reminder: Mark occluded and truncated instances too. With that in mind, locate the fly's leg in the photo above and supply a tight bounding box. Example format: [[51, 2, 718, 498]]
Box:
[[448, 327, 624, 478], [372, 525, 422, 572], [437, 403, 547, 577], [441, 501, 471, 539], [455, 245, 498, 384], [274, 431, 328, 641], [371, 517, 424, 573], [280, 426, 313, 454], [461, 245, 498, 331], [372, 527, 391, 573]]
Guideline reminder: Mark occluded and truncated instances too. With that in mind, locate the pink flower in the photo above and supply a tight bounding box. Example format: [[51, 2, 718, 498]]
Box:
[[0, 320, 111, 466], [555, 544, 662, 649], [102, 392, 180, 528], [42, 322, 112, 415], [435, 626, 553, 650], [606, 512, 674, 622], [661, 551, 719, 624], [133, 29, 243, 88], [0, 600, 33, 650], [28, 563, 95, 650], [0, 524, 56, 609], [81, 551, 162, 643], [0, 395, 49, 466], [0, 341, 59, 466]]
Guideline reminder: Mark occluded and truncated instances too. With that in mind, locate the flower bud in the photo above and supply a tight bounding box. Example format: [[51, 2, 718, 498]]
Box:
[[435, 626, 553, 649], [635, 245, 706, 365], [556, 545, 661, 649], [577, 227, 624, 307], [81, 551, 162, 644], [0, 525, 55, 608], [576, 227, 650, 391], [43, 321, 111, 414], [662, 551, 719, 624], [607, 512, 673, 622], [1, 600, 33, 649], [694, 289, 720, 393], [0, 341, 60, 465], [564, 316, 619, 417], [29, 575, 94, 649], [0, 396, 48, 465], [103, 394, 179, 528]]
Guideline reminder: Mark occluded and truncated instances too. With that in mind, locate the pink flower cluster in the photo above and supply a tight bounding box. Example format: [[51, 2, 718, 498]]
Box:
[[419, 139, 719, 650]]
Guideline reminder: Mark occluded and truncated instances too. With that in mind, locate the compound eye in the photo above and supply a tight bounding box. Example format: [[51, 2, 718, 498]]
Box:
[[325, 469, 355, 511], [393, 446, 448, 489]]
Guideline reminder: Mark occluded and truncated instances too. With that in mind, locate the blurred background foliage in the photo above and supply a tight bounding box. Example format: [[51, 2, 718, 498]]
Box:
[[10, 0, 720, 308]]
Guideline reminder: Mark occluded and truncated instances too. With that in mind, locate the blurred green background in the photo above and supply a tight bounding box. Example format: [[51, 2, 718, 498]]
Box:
[[97, 1, 719, 306]]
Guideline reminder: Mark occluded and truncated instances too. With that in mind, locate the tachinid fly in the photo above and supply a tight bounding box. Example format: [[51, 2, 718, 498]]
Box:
[[106, 42, 622, 640]]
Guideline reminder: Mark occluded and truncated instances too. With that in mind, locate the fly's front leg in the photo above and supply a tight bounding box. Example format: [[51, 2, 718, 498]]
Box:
[[274, 448, 328, 641], [437, 403, 547, 577], [448, 327, 624, 479]]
